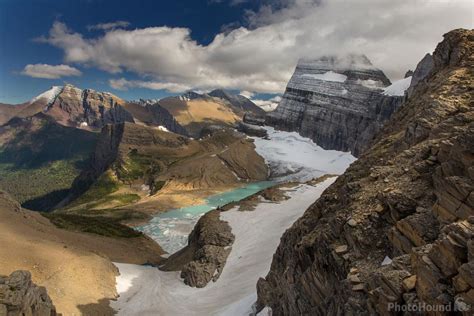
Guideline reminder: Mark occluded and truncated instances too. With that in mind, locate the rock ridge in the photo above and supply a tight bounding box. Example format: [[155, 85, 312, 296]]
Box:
[[257, 29, 473, 315]]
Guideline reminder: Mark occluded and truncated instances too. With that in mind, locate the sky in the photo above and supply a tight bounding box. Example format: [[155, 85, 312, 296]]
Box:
[[0, 0, 472, 104]]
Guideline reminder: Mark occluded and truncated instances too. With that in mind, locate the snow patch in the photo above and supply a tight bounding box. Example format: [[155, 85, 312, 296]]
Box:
[[252, 126, 356, 182], [356, 79, 385, 89], [381, 256, 393, 266], [158, 125, 169, 132], [302, 71, 347, 83], [29, 86, 62, 105], [112, 178, 336, 315], [383, 76, 412, 96]]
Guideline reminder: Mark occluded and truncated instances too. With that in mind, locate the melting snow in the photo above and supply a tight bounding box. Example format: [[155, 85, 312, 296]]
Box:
[[158, 125, 170, 132], [302, 71, 347, 83], [252, 126, 356, 182], [112, 178, 336, 316], [29, 86, 62, 105], [383, 76, 412, 96]]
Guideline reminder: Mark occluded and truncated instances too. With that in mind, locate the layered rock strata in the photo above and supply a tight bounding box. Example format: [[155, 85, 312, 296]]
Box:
[[0, 271, 56, 316], [162, 210, 235, 288], [257, 29, 473, 315], [266, 55, 404, 156]]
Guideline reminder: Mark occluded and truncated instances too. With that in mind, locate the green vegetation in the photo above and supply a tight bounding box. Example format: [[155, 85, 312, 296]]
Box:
[[0, 117, 98, 210], [43, 213, 143, 238], [116, 149, 161, 184], [0, 159, 79, 205], [69, 171, 121, 207]]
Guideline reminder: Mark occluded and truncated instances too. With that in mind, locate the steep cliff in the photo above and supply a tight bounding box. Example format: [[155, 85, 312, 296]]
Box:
[[257, 29, 473, 315], [0, 85, 187, 134], [0, 270, 56, 316], [266, 55, 404, 156], [62, 123, 268, 212]]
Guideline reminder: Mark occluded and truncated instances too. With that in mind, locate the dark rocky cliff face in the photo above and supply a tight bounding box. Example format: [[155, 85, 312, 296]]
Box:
[[257, 29, 473, 315], [0, 270, 57, 315], [266, 55, 404, 156]]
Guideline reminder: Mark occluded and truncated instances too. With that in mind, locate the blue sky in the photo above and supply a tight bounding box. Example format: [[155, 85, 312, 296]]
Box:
[[0, 0, 472, 104], [0, 0, 261, 103]]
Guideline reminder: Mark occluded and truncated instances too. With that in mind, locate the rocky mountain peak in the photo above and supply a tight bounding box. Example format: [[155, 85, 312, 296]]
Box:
[[266, 54, 402, 156], [257, 28, 473, 315]]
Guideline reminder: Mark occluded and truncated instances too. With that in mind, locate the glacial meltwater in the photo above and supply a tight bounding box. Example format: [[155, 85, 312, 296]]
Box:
[[137, 181, 274, 254]]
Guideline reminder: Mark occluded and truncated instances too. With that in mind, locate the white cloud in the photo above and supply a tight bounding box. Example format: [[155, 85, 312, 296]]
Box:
[[109, 78, 192, 93], [39, 0, 473, 93], [21, 63, 82, 79], [87, 20, 130, 31]]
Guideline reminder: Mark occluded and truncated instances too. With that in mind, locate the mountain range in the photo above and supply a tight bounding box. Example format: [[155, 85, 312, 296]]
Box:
[[0, 28, 472, 316]]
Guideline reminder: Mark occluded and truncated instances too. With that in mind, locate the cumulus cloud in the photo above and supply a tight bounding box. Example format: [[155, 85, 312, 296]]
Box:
[[21, 63, 82, 79], [38, 0, 472, 93], [87, 20, 130, 31], [109, 78, 192, 93]]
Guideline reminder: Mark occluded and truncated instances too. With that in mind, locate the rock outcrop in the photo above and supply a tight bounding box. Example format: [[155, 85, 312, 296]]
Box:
[[208, 89, 265, 116], [161, 210, 235, 288], [0, 270, 56, 316], [237, 122, 268, 138], [266, 55, 404, 156], [0, 85, 187, 134], [62, 122, 268, 208], [40, 84, 135, 129], [407, 53, 434, 97], [122, 100, 188, 135], [257, 29, 473, 315]]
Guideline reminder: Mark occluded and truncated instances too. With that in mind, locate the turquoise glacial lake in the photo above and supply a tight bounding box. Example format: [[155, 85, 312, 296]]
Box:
[[137, 181, 274, 254]]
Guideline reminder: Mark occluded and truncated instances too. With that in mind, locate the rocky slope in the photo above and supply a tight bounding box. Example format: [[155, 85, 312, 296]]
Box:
[[0, 85, 187, 134], [0, 113, 98, 210], [158, 90, 263, 137], [208, 89, 265, 116], [59, 122, 268, 218], [122, 100, 188, 135], [0, 190, 163, 315], [257, 29, 473, 315], [266, 54, 405, 156], [161, 209, 235, 288], [0, 270, 56, 316]]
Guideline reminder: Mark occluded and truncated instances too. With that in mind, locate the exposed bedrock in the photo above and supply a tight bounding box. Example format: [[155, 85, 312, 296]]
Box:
[[161, 210, 235, 288], [0, 270, 57, 316], [257, 29, 474, 315], [266, 55, 405, 156]]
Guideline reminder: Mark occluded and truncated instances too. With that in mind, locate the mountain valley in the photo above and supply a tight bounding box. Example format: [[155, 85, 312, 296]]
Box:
[[0, 8, 472, 315]]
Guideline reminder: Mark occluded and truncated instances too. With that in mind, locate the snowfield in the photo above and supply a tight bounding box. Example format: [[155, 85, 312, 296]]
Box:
[[29, 86, 62, 105], [112, 178, 336, 316], [302, 70, 347, 82], [383, 76, 412, 96], [252, 126, 356, 182]]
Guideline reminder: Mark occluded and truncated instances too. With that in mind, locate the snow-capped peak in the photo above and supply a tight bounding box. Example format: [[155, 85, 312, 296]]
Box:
[[29, 86, 63, 105], [383, 76, 412, 96]]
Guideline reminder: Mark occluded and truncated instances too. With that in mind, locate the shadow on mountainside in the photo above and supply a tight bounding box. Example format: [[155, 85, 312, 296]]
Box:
[[77, 298, 117, 316]]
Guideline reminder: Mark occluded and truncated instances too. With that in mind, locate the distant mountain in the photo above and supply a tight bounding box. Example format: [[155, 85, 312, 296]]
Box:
[[266, 54, 408, 156], [158, 93, 240, 137], [157, 89, 265, 137], [0, 84, 188, 135], [208, 89, 265, 116]]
